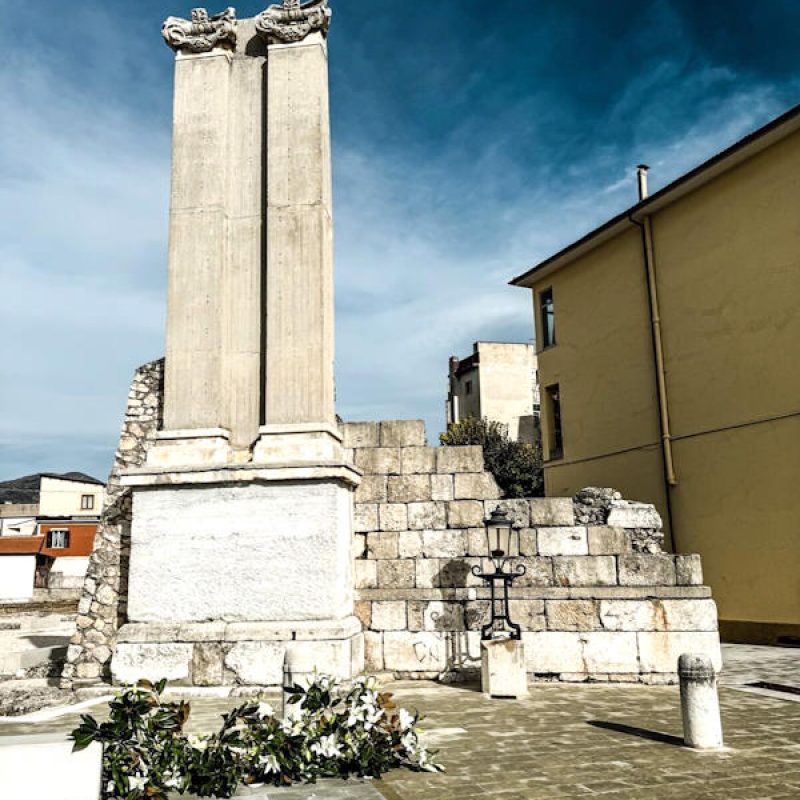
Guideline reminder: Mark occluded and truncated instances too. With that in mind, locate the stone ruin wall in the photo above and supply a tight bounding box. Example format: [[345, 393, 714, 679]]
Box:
[[344, 420, 721, 685], [61, 359, 164, 686], [62, 360, 720, 687]]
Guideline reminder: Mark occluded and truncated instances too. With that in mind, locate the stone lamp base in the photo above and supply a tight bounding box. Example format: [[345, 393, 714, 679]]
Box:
[[481, 639, 529, 699]]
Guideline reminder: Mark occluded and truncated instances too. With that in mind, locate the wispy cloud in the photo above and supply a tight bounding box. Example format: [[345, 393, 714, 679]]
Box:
[[2, 0, 800, 476]]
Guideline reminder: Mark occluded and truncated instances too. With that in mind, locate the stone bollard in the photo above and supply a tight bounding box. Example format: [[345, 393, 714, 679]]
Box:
[[678, 653, 724, 749]]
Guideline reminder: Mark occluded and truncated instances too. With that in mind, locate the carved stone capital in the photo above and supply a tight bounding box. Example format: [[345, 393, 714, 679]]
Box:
[[162, 7, 237, 53], [255, 0, 331, 45]]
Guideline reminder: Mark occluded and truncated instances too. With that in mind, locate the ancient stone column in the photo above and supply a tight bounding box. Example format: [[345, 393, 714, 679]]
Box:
[[113, 2, 363, 689]]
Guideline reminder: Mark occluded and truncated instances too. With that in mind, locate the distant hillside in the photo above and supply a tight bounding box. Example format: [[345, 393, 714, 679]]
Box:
[[0, 472, 104, 505]]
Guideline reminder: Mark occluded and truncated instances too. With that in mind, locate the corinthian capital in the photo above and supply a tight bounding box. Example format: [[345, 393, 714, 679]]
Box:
[[162, 6, 237, 53], [255, 0, 331, 44]]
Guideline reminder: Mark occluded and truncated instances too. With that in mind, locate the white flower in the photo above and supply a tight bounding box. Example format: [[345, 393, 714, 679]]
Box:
[[129, 775, 148, 791], [188, 734, 208, 751], [256, 702, 275, 719], [259, 753, 281, 774], [311, 734, 342, 759], [398, 708, 415, 731]]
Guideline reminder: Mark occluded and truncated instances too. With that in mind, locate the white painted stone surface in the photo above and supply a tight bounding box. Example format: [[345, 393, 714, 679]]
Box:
[[382, 631, 447, 672], [127, 481, 354, 622], [0, 556, 35, 601], [0, 735, 102, 800], [48, 557, 90, 589], [112, 643, 193, 684], [481, 639, 528, 698]]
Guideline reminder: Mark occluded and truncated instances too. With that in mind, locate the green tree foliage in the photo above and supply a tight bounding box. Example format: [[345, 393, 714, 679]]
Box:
[[440, 417, 543, 499]]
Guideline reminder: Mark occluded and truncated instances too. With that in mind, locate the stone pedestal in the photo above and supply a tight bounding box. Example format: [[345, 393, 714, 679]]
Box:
[[481, 639, 529, 699]]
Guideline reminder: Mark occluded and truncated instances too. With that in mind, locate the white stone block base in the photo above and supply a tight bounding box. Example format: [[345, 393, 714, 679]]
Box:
[[481, 639, 528, 698], [111, 618, 364, 687]]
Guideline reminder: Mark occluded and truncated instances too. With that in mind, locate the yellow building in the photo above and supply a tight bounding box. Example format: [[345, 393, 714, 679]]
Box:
[[511, 104, 800, 645]]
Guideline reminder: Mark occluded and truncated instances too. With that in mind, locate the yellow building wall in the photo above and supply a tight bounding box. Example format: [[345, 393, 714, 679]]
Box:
[[529, 127, 800, 640]]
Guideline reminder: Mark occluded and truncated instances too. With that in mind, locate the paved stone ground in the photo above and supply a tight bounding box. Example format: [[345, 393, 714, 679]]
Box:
[[1, 644, 798, 798]]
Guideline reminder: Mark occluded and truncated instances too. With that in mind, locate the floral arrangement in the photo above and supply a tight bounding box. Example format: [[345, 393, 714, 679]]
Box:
[[71, 675, 443, 799]]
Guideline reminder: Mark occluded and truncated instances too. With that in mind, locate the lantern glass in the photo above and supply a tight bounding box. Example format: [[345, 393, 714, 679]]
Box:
[[485, 507, 516, 571]]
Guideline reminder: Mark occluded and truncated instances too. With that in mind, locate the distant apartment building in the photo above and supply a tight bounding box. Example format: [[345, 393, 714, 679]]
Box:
[[447, 341, 540, 443], [511, 103, 800, 645], [0, 472, 104, 601]]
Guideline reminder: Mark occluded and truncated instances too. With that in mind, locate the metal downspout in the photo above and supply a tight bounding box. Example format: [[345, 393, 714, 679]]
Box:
[[630, 211, 678, 550]]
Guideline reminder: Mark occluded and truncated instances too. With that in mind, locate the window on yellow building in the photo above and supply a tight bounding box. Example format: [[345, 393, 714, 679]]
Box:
[[545, 384, 563, 460], [540, 288, 556, 348], [81, 494, 94, 510]]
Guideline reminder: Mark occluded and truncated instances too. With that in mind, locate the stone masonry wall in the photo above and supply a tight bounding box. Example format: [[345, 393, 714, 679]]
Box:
[[61, 359, 164, 686], [344, 420, 720, 684]]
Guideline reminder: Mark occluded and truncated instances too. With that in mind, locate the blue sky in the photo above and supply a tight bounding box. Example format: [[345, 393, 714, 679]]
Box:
[[2, 0, 800, 481]]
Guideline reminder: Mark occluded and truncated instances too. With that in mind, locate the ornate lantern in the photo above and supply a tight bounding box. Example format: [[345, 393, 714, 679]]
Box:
[[472, 505, 527, 640]]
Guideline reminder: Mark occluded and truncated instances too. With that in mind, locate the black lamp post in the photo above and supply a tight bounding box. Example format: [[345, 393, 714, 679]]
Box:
[[471, 506, 527, 641]]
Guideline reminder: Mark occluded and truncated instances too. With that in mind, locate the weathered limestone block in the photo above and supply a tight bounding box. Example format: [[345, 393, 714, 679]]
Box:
[[467, 528, 488, 557], [487, 499, 531, 528], [356, 448, 401, 475], [401, 447, 437, 474], [224, 642, 286, 685], [408, 601, 465, 632], [546, 600, 601, 631], [676, 554, 704, 586], [530, 498, 575, 526], [440, 558, 482, 588], [354, 601, 371, 629], [354, 504, 378, 533], [378, 504, 408, 531], [177, 622, 226, 642], [423, 529, 467, 558], [553, 556, 617, 587], [607, 501, 662, 530], [637, 631, 722, 673], [508, 600, 546, 631], [372, 601, 407, 631], [354, 475, 387, 504], [436, 446, 484, 474], [380, 420, 427, 447], [618, 554, 676, 586], [354, 560, 377, 589], [367, 532, 399, 560], [662, 599, 718, 632], [352, 533, 367, 559], [415, 559, 441, 588], [192, 643, 224, 686], [573, 487, 620, 524], [454, 473, 501, 500], [482, 639, 528, 698], [342, 422, 379, 449], [581, 632, 638, 673], [524, 632, 585, 673], [388, 475, 431, 503], [516, 557, 554, 587], [600, 600, 663, 631], [364, 631, 384, 671], [538, 527, 589, 556], [447, 500, 485, 528], [519, 528, 537, 556], [113, 644, 193, 685], [398, 530, 424, 558], [588, 526, 631, 556], [430, 474, 454, 501], [408, 502, 447, 530], [377, 560, 415, 589], [382, 631, 447, 673]]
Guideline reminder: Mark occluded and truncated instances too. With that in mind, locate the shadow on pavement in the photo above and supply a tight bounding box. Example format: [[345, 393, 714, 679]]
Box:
[[587, 719, 684, 747]]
